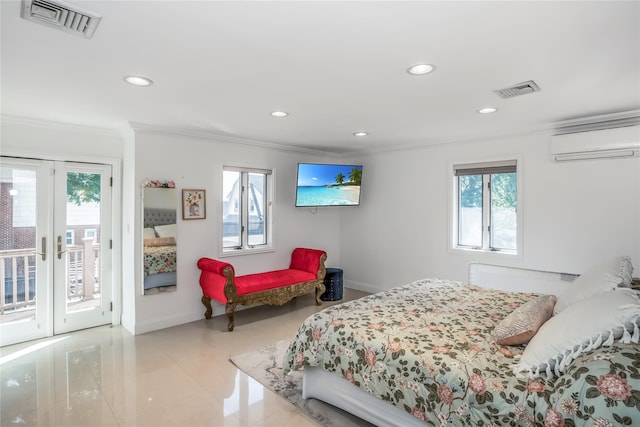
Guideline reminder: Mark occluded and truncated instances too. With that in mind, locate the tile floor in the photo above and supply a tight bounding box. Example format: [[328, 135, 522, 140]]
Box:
[[0, 289, 368, 426]]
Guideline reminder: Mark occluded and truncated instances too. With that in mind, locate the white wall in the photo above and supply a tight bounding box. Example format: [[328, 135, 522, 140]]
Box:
[[340, 131, 640, 292], [128, 128, 342, 334]]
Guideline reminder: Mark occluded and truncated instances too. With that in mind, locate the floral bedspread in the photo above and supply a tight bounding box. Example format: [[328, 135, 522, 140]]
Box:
[[143, 245, 176, 276], [284, 278, 640, 426]]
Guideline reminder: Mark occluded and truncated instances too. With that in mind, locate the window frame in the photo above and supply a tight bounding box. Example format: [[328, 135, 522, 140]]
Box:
[[220, 165, 274, 256], [84, 228, 97, 240], [450, 157, 522, 257], [66, 230, 75, 245]]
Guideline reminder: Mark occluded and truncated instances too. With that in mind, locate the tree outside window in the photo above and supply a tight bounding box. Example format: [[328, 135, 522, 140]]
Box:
[[455, 161, 518, 253]]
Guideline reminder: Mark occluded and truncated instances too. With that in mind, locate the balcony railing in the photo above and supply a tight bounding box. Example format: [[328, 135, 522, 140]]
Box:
[[0, 239, 100, 315]]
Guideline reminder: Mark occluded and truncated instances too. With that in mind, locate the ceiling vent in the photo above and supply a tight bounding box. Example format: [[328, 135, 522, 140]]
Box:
[[20, 0, 101, 38], [494, 80, 540, 99]]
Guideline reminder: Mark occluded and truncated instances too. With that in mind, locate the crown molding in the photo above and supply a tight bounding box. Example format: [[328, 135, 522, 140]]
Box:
[[341, 109, 640, 157], [1, 114, 125, 138], [128, 122, 333, 157]]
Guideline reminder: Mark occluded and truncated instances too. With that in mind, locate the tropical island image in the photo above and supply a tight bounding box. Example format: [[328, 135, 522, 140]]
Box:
[[295, 163, 363, 207]]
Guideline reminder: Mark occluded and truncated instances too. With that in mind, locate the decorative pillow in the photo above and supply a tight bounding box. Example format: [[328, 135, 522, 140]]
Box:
[[154, 224, 177, 240], [517, 289, 640, 378], [492, 295, 556, 345], [143, 227, 156, 239], [554, 256, 631, 314], [617, 255, 634, 288], [144, 237, 176, 247]]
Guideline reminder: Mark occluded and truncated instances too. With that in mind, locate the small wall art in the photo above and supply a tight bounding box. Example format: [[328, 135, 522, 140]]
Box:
[[182, 189, 206, 220]]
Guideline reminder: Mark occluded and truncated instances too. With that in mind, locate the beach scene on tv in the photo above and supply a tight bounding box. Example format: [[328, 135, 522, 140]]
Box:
[[296, 163, 363, 207]]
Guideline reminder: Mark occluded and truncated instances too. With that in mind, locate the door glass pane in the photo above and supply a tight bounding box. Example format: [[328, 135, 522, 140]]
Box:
[[247, 173, 266, 246], [458, 174, 483, 247], [490, 172, 517, 250], [64, 171, 101, 313], [223, 170, 241, 248], [0, 167, 37, 324]]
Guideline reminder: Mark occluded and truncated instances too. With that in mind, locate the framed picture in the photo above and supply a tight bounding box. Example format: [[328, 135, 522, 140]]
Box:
[[182, 189, 206, 220]]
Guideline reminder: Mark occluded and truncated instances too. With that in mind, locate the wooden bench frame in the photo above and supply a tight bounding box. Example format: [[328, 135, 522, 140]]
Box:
[[197, 249, 327, 331]]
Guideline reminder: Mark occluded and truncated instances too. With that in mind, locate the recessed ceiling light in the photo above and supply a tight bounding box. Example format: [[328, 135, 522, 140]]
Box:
[[477, 107, 498, 114], [407, 63, 435, 75], [353, 131, 368, 137], [124, 75, 153, 87], [271, 111, 289, 118]]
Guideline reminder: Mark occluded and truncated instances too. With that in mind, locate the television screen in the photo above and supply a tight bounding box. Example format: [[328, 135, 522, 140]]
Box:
[[295, 163, 363, 207]]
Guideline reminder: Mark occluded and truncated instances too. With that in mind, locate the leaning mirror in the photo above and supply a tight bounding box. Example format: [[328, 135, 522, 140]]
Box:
[[142, 187, 177, 295]]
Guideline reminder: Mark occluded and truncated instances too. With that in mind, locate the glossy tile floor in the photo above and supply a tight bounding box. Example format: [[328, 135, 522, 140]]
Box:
[[0, 289, 368, 426]]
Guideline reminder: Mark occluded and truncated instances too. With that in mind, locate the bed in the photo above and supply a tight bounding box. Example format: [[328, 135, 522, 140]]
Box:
[[143, 208, 177, 294], [284, 258, 640, 426]]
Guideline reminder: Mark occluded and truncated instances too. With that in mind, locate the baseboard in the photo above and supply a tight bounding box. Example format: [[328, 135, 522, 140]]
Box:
[[134, 311, 204, 335], [344, 279, 381, 295]]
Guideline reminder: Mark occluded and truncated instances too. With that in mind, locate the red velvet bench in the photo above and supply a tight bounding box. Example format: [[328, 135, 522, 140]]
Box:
[[197, 248, 327, 331]]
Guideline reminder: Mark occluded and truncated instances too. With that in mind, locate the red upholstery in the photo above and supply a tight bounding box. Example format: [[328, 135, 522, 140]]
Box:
[[197, 258, 234, 304], [197, 248, 326, 304], [236, 269, 316, 295], [289, 247, 325, 274]]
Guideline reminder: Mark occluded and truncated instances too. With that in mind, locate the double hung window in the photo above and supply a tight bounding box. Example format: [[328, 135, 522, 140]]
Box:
[[222, 166, 273, 253], [453, 160, 518, 253]]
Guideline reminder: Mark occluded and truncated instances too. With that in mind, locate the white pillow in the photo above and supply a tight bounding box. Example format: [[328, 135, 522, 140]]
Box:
[[554, 256, 630, 313], [154, 224, 177, 240], [517, 289, 640, 378], [143, 227, 156, 239]]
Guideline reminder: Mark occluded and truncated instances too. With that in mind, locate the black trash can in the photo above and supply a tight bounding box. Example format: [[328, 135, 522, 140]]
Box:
[[321, 268, 343, 301]]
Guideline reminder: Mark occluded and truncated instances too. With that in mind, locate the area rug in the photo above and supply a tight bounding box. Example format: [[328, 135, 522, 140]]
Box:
[[230, 340, 374, 427]]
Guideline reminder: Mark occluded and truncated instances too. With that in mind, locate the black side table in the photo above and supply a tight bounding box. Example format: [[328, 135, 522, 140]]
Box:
[[321, 268, 343, 301]]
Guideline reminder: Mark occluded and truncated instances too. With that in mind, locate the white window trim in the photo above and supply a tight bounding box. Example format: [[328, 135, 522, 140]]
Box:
[[448, 155, 523, 259], [219, 166, 275, 257]]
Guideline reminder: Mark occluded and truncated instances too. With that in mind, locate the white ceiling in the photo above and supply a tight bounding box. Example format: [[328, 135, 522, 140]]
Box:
[[1, 1, 639, 154]]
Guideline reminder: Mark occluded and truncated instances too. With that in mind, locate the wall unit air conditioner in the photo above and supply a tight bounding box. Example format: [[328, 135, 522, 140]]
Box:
[[550, 125, 640, 162]]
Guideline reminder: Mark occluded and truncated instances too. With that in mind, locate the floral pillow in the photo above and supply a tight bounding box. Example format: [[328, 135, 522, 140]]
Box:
[[492, 295, 556, 345], [517, 288, 640, 378]]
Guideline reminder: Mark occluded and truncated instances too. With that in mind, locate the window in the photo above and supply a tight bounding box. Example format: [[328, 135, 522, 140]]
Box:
[[453, 160, 518, 253], [222, 166, 273, 253], [66, 230, 75, 245], [84, 229, 96, 241]]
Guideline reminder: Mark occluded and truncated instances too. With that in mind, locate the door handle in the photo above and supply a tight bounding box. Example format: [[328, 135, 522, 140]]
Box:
[[57, 235, 66, 260], [36, 237, 46, 261]]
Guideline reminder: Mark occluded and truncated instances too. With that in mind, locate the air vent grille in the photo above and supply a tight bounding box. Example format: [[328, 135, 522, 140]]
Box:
[[494, 80, 540, 99], [21, 0, 101, 38]]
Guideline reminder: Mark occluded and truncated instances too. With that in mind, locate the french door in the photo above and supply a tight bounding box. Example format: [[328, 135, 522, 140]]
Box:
[[0, 157, 113, 347]]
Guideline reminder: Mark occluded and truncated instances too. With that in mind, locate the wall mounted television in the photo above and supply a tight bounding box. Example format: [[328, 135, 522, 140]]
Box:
[[295, 163, 363, 207]]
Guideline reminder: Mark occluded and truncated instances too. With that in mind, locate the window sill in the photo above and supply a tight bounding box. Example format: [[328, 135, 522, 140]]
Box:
[[451, 246, 518, 257], [219, 246, 275, 258]]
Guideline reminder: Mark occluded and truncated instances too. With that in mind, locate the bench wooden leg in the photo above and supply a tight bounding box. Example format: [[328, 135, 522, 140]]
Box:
[[201, 296, 213, 319], [225, 303, 237, 331], [315, 283, 326, 305]]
